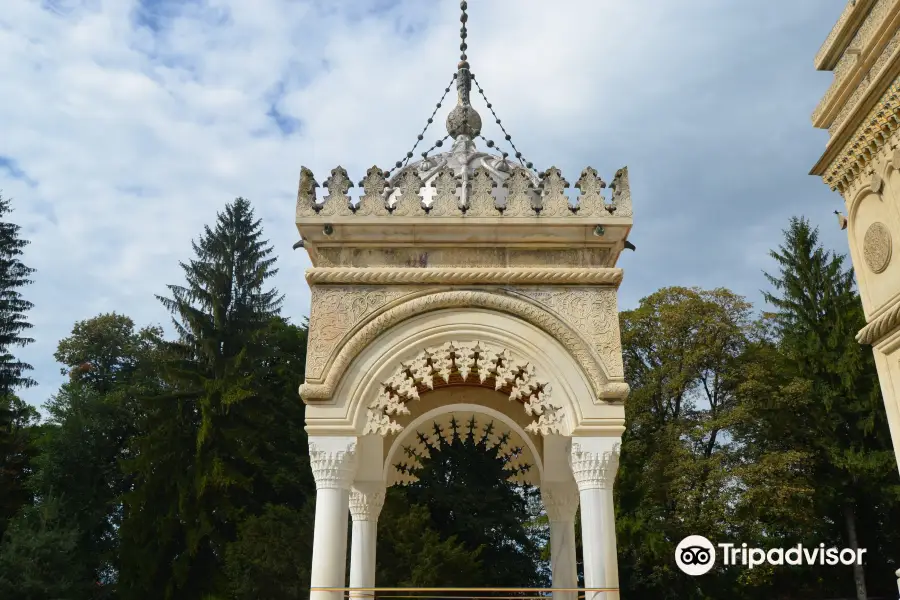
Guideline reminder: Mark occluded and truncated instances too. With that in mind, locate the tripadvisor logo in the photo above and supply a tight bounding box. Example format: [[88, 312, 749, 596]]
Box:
[[675, 535, 867, 576]]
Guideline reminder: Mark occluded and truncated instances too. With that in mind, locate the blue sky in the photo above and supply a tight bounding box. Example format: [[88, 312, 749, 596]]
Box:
[[2, 0, 847, 409]]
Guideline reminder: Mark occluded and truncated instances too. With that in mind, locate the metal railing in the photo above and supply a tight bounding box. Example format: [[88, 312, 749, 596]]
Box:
[[310, 588, 619, 599]]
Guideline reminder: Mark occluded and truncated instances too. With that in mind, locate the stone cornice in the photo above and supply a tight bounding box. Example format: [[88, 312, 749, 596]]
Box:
[[812, 69, 900, 191], [816, 0, 878, 70], [813, 0, 900, 129], [857, 298, 900, 343], [305, 267, 623, 286]]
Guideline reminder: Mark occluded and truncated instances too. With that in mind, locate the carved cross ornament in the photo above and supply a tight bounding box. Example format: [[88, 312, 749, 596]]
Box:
[[363, 341, 565, 437]]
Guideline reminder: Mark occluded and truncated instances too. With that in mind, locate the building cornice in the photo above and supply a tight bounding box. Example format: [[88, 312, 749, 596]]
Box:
[[305, 267, 623, 286], [816, 0, 878, 71]]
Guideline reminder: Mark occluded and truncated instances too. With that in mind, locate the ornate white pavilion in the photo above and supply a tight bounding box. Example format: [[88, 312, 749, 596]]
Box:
[[294, 3, 634, 598]]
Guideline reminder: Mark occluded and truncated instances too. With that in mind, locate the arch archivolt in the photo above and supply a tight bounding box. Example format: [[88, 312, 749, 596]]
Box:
[[363, 340, 562, 437], [300, 286, 629, 404], [383, 399, 544, 487]]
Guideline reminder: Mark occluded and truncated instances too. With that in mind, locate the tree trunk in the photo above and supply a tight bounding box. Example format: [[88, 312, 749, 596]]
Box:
[[843, 503, 867, 600]]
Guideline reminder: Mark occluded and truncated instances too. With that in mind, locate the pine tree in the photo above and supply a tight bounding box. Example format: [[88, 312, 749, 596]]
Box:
[[120, 198, 285, 599], [763, 217, 899, 600], [0, 194, 36, 395]]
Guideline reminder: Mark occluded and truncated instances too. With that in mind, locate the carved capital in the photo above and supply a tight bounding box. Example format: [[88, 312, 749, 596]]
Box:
[[309, 437, 358, 490], [349, 483, 386, 521], [570, 438, 620, 490], [541, 481, 580, 522]]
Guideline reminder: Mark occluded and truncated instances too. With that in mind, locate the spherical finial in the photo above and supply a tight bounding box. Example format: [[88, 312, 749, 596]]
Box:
[[446, 104, 482, 139]]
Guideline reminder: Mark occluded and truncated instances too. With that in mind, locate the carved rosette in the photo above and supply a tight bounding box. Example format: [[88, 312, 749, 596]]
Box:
[[349, 486, 386, 521], [503, 168, 538, 216], [356, 165, 391, 216], [541, 483, 580, 521], [570, 441, 620, 490], [309, 441, 358, 490], [392, 169, 425, 216], [429, 167, 462, 215], [466, 166, 500, 216], [863, 221, 892, 274], [363, 341, 564, 437], [539, 167, 573, 216]]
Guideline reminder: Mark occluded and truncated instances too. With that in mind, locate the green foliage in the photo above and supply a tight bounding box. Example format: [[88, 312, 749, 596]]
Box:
[[0, 495, 86, 600], [223, 502, 316, 600], [0, 194, 36, 395], [0, 394, 39, 541]]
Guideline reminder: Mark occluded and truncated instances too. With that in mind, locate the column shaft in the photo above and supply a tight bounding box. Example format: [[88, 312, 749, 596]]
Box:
[[542, 483, 579, 600], [349, 484, 385, 599], [309, 438, 358, 600]]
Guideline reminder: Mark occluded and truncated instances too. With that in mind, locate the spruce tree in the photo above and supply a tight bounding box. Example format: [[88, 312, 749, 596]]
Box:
[[0, 194, 37, 542], [121, 198, 284, 599], [763, 217, 898, 600], [0, 194, 36, 395]]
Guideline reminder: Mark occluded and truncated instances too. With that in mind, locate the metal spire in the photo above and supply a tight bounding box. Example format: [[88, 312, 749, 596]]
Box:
[[445, 1, 482, 140]]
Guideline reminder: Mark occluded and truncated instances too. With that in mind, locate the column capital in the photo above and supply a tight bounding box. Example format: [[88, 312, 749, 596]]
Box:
[[541, 481, 580, 522], [309, 436, 358, 490], [349, 482, 386, 521], [570, 436, 621, 491]]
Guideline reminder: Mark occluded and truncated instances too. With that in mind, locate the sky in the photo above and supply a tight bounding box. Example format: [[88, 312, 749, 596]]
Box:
[[2, 0, 848, 409]]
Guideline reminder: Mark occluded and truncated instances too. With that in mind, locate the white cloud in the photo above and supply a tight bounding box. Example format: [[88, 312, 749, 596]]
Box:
[[0, 0, 847, 408]]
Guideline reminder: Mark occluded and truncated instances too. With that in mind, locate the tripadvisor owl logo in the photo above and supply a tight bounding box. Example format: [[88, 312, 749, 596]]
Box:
[[676, 535, 716, 575], [675, 535, 868, 576]]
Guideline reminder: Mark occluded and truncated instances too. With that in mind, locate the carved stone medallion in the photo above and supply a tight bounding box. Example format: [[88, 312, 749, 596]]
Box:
[[863, 221, 892, 274]]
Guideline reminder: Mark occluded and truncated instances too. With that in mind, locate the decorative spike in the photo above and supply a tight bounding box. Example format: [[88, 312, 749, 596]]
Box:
[[610, 167, 632, 217], [429, 167, 463, 216], [538, 167, 574, 216], [575, 166, 609, 216], [465, 166, 500, 216], [319, 166, 354, 216], [391, 169, 426, 216], [356, 165, 391, 216], [502, 168, 538, 216], [296, 166, 321, 217]]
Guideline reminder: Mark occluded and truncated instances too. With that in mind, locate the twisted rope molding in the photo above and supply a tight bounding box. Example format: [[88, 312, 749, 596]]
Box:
[[305, 267, 623, 286], [857, 300, 900, 344], [299, 289, 627, 403]]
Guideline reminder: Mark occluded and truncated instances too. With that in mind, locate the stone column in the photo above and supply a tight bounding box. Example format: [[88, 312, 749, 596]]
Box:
[[309, 437, 358, 600], [349, 481, 386, 599], [570, 437, 621, 600], [542, 481, 580, 600]]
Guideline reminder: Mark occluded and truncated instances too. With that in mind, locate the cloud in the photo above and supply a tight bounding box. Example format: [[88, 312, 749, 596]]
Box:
[[0, 0, 847, 409]]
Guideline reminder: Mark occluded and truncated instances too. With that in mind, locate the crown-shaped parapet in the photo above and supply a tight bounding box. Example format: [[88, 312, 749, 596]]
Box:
[[296, 164, 633, 219]]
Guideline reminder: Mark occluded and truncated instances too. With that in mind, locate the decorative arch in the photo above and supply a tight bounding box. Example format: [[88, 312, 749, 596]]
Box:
[[383, 402, 544, 487], [363, 340, 562, 437], [300, 288, 628, 403]]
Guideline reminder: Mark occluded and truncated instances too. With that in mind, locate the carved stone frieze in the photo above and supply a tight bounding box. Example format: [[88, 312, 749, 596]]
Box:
[[311, 247, 613, 268], [300, 289, 623, 404], [516, 287, 625, 379], [864, 221, 893, 273], [305, 286, 414, 381]]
